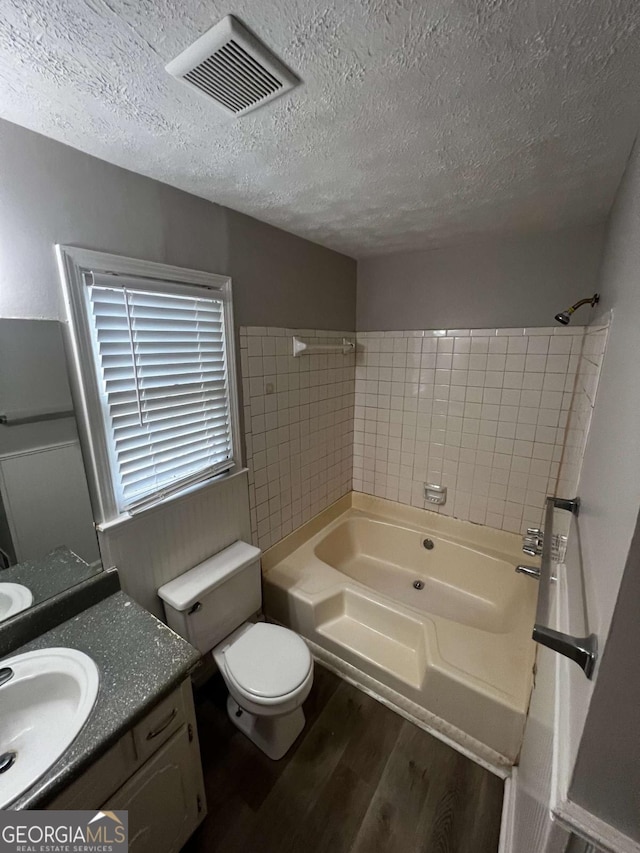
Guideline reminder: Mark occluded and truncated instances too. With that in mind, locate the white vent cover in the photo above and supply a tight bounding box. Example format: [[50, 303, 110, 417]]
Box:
[[166, 15, 299, 117]]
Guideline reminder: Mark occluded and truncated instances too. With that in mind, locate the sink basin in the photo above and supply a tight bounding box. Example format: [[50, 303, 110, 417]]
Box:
[[0, 647, 99, 807], [0, 583, 33, 623]]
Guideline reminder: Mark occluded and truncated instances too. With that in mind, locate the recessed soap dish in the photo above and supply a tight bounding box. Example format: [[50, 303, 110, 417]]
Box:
[[424, 484, 447, 505]]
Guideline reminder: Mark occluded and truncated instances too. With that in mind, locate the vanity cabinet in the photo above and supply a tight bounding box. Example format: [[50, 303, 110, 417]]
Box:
[[48, 678, 206, 853], [104, 725, 201, 853]]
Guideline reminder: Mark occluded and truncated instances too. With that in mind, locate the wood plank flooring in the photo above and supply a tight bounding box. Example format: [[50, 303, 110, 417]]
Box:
[[183, 665, 503, 853]]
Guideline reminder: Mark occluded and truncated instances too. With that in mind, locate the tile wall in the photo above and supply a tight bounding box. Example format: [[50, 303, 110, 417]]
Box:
[[555, 318, 610, 502], [240, 327, 355, 550], [352, 326, 589, 534], [239, 322, 609, 549]]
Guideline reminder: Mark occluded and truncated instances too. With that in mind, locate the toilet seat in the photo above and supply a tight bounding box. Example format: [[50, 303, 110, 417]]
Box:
[[224, 663, 313, 717], [222, 622, 312, 704]]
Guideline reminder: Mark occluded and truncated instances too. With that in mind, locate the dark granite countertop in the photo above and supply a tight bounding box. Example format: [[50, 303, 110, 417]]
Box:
[[4, 591, 201, 810], [1, 546, 101, 607]]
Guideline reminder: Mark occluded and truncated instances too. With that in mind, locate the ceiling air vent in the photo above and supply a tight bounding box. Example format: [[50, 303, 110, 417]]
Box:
[[166, 15, 299, 117]]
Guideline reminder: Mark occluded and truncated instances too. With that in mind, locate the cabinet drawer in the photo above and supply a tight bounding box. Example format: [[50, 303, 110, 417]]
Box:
[[48, 731, 137, 810], [132, 684, 186, 764], [47, 681, 189, 810]]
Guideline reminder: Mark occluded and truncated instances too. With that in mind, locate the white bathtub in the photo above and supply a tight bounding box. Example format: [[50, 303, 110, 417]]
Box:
[[262, 492, 538, 766]]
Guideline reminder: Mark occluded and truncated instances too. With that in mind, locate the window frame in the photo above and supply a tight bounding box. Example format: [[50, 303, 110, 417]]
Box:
[[56, 245, 242, 527]]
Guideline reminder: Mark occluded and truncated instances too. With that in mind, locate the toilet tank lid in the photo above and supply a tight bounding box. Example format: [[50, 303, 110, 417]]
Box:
[[157, 540, 261, 611]]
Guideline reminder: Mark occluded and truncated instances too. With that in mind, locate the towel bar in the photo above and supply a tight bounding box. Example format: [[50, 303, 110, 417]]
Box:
[[292, 336, 355, 357], [0, 406, 74, 426]]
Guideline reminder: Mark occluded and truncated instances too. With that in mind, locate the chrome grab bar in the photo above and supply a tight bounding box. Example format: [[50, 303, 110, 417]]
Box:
[[528, 495, 598, 679]]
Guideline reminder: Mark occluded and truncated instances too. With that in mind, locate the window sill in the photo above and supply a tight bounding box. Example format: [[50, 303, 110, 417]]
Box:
[[95, 466, 249, 533]]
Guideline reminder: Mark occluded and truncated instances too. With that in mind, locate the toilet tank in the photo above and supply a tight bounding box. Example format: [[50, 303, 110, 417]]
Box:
[[158, 540, 262, 653]]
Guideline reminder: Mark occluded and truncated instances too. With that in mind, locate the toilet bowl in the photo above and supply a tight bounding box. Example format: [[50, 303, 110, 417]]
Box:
[[213, 621, 313, 758], [158, 540, 314, 760]]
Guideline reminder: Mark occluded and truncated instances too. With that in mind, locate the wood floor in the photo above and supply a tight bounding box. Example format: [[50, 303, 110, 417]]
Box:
[[183, 665, 504, 853]]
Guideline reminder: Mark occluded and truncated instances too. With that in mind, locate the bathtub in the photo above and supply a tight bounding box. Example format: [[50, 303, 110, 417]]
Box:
[[262, 492, 538, 767]]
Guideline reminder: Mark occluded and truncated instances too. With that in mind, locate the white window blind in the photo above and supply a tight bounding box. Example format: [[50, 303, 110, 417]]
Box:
[[85, 273, 235, 513]]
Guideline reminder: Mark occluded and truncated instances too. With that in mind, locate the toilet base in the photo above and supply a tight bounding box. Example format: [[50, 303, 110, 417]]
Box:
[[226, 696, 305, 760]]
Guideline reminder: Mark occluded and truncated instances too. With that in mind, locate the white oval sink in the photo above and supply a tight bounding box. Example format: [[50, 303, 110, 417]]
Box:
[[0, 647, 99, 807], [0, 583, 33, 623]]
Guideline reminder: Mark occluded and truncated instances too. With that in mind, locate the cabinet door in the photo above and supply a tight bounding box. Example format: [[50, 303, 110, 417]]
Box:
[[104, 724, 203, 853]]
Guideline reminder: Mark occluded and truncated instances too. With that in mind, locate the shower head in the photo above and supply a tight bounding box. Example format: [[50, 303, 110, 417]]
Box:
[[554, 293, 600, 326], [554, 310, 572, 326]]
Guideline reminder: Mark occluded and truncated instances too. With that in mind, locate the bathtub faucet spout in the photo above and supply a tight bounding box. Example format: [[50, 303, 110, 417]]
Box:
[[516, 565, 541, 579]]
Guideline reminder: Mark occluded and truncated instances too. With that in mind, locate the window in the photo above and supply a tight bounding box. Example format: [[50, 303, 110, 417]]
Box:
[[56, 246, 241, 524]]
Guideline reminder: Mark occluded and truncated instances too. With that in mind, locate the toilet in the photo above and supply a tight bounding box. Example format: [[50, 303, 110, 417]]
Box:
[[158, 540, 313, 760]]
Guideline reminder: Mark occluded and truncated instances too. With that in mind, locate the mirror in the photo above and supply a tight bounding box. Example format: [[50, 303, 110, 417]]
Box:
[[0, 318, 101, 621]]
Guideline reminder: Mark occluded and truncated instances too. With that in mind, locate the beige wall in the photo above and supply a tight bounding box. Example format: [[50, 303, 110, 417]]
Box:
[[357, 224, 606, 331], [229, 212, 356, 331], [0, 117, 356, 614], [0, 120, 226, 322], [510, 136, 640, 848], [571, 514, 640, 841], [568, 137, 640, 841], [0, 118, 356, 330]]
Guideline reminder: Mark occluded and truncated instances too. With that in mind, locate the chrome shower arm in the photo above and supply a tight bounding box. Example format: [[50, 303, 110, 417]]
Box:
[[570, 295, 600, 312]]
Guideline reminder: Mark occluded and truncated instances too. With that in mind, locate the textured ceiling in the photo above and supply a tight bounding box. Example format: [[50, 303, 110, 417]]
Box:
[[1, 0, 639, 257]]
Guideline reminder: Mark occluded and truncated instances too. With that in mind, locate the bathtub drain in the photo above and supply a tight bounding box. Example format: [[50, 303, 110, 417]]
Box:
[[413, 580, 425, 590]]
